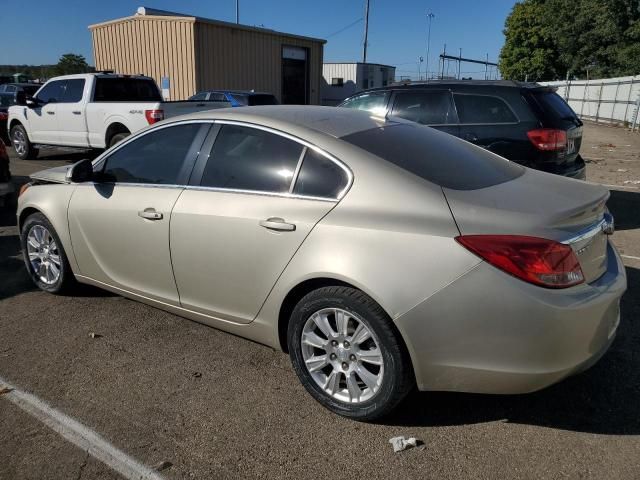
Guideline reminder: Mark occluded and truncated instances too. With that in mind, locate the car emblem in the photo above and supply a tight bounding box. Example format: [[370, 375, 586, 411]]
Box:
[[602, 212, 615, 235]]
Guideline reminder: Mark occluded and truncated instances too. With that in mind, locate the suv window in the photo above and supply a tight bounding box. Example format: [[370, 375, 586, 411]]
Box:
[[35, 80, 66, 103], [293, 149, 349, 199], [4, 85, 16, 93], [101, 123, 202, 184], [200, 124, 303, 193], [341, 123, 524, 190], [391, 91, 456, 125], [61, 79, 85, 103], [94, 77, 162, 102], [190, 92, 208, 101], [211, 93, 228, 102], [340, 92, 388, 115], [530, 90, 578, 121], [454, 94, 517, 124]]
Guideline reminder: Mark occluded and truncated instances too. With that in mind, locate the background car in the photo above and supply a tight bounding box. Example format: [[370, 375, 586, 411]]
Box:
[[0, 83, 41, 144], [189, 89, 279, 107], [0, 140, 14, 207], [17, 106, 625, 420], [339, 80, 586, 179]]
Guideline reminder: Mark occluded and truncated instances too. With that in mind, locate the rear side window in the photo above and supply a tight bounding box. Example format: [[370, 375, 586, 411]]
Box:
[[35, 80, 66, 103], [93, 78, 162, 102], [341, 123, 524, 190], [293, 149, 349, 199], [531, 91, 577, 120], [61, 79, 85, 103], [454, 94, 517, 124], [211, 93, 228, 102], [190, 92, 207, 101], [391, 91, 456, 125], [340, 92, 388, 115], [200, 125, 303, 193], [101, 124, 201, 184]]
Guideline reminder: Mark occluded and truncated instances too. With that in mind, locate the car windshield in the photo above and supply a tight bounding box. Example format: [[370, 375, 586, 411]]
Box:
[[341, 123, 524, 190]]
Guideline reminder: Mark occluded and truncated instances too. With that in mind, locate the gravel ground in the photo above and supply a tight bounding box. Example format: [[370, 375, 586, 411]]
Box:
[[1, 123, 639, 480]]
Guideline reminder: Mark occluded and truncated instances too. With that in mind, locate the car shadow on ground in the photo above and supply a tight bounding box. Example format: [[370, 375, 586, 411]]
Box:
[[608, 189, 640, 231], [33, 148, 101, 162], [385, 265, 640, 436]]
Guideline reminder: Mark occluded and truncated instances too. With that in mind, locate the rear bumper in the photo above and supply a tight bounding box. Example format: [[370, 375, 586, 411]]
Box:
[[395, 241, 627, 393]]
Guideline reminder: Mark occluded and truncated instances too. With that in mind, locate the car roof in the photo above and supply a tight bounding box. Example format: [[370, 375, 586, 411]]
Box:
[[1, 83, 41, 88], [201, 90, 274, 96], [364, 79, 545, 92], [161, 105, 399, 138]]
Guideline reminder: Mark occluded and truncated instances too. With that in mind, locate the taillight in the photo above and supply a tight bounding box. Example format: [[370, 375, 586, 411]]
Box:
[[145, 109, 164, 124], [456, 235, 584, 288], [527, 128, 567, 151], [0, 112, 7, 121]]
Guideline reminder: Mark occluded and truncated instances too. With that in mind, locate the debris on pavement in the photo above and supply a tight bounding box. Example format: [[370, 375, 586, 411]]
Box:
[[389, 436, 419, 453], [617, 168, 628, 172], [0, 387, 14, 396], [192, 372, 202, 378], [623, 180, 640, 185], [153, 460, 173, 472], [88, 332, 102, 339]]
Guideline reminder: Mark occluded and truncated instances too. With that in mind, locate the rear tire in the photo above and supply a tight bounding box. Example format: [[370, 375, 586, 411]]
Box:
[[287, 286, 414, 421], [11, 125, 38, 160], [21, 213, 77, 294], [108, 132, 130, 148]]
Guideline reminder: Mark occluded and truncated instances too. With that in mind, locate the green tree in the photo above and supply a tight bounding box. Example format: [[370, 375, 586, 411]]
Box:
[[54, 53, 90, 76]]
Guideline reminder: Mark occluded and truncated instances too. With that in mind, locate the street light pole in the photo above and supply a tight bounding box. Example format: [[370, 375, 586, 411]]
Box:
[[425, 12, 435, 81], [362, 0, 370, 63], [236, 0, 239, 24]]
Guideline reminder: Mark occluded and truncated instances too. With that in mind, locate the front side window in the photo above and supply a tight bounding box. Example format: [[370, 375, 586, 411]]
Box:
[[454, 94, 517, 124], [293, 149, 348, 199], [61, 79, 85, 103], [340, 92, 388, 115], [390, 91, 456, 125], [101, 123, 202, 184], [35, 80, 66, 104], [200, 125, 303, 193]]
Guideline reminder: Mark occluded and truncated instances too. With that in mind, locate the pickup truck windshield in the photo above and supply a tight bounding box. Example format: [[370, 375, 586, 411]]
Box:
[[93, 78, 162, 102]]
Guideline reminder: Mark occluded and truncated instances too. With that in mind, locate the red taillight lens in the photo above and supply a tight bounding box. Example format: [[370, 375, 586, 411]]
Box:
[[145, 109, 164, 124], [456, 235, 584, 288], [0, 112, 8, 121], [527, 128, 567, 151]]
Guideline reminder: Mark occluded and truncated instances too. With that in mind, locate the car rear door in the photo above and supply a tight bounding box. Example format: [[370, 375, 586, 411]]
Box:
[[68, 122, 209, 304], [170, 122, 349, 324], [55, 79, 89, 146]]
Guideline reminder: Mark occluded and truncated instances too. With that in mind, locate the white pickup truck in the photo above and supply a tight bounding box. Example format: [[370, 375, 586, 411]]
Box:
[[7, 73, 222, 159]]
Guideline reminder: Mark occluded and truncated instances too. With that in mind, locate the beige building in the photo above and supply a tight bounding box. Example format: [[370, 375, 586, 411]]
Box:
[[89, 7, 326, 103]]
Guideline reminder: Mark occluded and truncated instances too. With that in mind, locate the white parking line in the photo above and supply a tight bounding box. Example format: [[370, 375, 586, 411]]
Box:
[[621, 254, 640, 262], [0, 375, 165, 480]]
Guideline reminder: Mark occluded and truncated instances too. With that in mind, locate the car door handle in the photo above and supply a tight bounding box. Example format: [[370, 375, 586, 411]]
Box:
[[259, 217, 296, 232], [138, 208, 163, 220], [72, 111, 82, 115]]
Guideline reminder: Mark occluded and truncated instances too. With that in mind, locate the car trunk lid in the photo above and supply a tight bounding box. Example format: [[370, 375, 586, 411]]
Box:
[[444, 168, 611, 284]]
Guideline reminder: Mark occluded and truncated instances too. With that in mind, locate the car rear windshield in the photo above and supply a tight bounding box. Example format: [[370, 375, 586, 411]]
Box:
[[531, 90, 578, 121], [341, 123, 524, 190], [93, 77, 162, 102]]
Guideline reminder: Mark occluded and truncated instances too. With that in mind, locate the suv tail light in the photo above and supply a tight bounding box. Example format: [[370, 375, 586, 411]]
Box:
[[456, 235, 584, 288], [145, 109, 164, 124], [527, 128, 567, 151], [0, 112, 8, 121]]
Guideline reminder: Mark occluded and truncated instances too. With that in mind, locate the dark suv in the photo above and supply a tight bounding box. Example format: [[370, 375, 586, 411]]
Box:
[[339, 80, 586, 179]]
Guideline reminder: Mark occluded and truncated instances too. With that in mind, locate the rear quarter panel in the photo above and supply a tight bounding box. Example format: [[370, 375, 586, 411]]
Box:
[[85, 102, 160, 148]]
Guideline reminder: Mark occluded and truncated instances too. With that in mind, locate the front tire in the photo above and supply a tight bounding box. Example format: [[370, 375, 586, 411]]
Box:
[[11, 125, 38, 160], [288, 286, 414, 421], [21, 213, 77, 294]]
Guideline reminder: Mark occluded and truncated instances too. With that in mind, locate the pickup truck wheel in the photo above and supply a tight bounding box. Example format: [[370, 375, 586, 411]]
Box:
[[11, 125, 38, 160], [109, 132, 130, 148]]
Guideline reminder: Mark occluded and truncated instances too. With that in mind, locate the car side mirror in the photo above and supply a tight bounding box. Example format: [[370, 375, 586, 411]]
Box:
[[66, 159, 94, 183], [25, 96, 39, 108]]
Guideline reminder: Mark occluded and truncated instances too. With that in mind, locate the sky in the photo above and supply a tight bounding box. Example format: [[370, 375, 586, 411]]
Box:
[[0, 0, 517, 79]]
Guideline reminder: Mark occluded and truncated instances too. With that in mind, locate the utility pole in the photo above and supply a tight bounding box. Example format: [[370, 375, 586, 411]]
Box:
[[362, 0, 370, 63], [236, 0, 239, 24], [425, 12, 435, 81]]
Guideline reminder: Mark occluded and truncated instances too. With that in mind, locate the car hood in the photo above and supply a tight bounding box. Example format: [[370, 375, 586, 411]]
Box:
[[30, 165, 72, 184]]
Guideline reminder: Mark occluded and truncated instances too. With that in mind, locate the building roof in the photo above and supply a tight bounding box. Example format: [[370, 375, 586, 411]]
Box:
[[88, 6, 327, 44], [324, 62, 396, 69]]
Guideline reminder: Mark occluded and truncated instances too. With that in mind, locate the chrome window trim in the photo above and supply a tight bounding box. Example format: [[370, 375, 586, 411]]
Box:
[[211, 119, 354, 200], [184, 185, 337, 203], [78, 182, 185, 190], [289, 146, 307, 194], [452, 92, 521, 125]]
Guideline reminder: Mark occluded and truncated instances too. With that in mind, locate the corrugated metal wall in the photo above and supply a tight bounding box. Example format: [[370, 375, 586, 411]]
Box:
[[194, 21, 323, 104], [91, 16, 197, 101], [321, 64, 358, 105]]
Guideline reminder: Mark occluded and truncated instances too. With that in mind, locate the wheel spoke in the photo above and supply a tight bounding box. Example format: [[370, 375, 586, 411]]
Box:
[[28, 251, 40, 260], [311, 312, 335, 339], [358, 348, 383, 366], [38, 262, 46, 280], [351, 322, 371, 345], [48, 262, 60, 279], [305, 355, 328, 373], [302, 331, 327, 349], [356, 365, 378, 390], [27, 236, 40, 249], [346, 373, 361, 402], [324, 370, 341, 395], [335, 309, 349, 336], [48, 253, 61, 266]]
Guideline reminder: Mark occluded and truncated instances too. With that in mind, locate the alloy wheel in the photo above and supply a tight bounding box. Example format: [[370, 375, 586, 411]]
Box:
[[300, 307, 384, 403], [13, 129, 27, 156], [26, 225, 61, 285]]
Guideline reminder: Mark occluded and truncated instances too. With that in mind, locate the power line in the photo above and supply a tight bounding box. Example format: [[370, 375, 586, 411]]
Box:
[[325, 17, 364, 39]]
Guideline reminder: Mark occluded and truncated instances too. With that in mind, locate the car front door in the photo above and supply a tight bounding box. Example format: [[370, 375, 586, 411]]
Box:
[[389, 89, 459, 137], [68, 122, 209, 304], [27, 80, 66, 144], [56, 79, 89, 146], [170, 123, 349, 323]]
